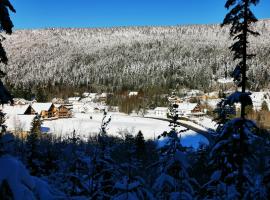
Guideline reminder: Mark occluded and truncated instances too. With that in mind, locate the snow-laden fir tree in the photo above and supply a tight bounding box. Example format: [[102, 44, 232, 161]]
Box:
[[0, 0, 15, 152], [113, 129, 154, 200], [203, 1, 262, 198], [86, 110, 120, 199], [0, 0, 15, 105], [25, 114, 43, 176], [0, 1, 68, 199], [152, 102, 196, 200], [60, 130, 89, 196], [202, 117, 262, 199], [134, 130, 146, 162]]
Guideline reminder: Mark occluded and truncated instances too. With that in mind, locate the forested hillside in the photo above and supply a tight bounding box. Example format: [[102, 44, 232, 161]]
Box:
[[2, 20, 270, 95]]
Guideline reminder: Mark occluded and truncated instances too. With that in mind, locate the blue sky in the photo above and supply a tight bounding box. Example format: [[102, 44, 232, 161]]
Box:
[[10, 0, 270, 29]]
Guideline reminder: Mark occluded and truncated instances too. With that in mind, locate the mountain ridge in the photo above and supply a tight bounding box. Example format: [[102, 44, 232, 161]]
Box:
[[2, 19, 270, 94]]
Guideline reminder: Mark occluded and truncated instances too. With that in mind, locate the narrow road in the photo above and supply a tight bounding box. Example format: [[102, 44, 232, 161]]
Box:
[[144, 116, 215, 145]]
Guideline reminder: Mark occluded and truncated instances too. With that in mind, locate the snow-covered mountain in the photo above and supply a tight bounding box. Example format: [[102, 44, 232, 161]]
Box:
[[2, 19, 270, 91]]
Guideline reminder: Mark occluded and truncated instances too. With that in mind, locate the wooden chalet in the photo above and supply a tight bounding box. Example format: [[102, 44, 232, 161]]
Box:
[[24, 103, 57, 119], [55, 104, 72, 118]]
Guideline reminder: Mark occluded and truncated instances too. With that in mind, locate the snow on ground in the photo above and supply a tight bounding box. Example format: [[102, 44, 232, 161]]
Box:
[[6, 115, 36, 132], [43, 112, 209, 149], [190, 116, 217, 131], [165, 125, 209, 149], [217, 78, 234, 84], [0, 154, 65, 200]]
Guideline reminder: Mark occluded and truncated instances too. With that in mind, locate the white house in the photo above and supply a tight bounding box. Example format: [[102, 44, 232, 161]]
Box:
[[68, 97, 81, 104], [177, 102, 199, 116], [89, 93, 98, 99], [154, 107, 168, 117], [250, 92, 270, 111], [129, 91, 138, 97], [82, 92, 90, 97]]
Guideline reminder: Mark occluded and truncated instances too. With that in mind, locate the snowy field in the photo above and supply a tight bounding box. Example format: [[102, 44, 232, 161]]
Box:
[[43, 113, 209, 149]]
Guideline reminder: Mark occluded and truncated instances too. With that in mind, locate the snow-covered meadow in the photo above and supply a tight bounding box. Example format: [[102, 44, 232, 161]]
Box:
[[43, 112, 209, 149]]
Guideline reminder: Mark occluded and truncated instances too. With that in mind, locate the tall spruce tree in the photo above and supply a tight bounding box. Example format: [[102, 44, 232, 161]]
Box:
[[0, 0, 15, 155], [0, 0, 15, 103], [26, 114, 42, 176], [221, 0, 259, 117], [204, 1, 261, 199], [0, 2, 17, 198], [134, 130, 146, 161]]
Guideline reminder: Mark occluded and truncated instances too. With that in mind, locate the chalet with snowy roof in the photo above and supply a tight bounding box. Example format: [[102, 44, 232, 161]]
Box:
[[1, 105, 29, 117], [177, 102, 202, 116], [24, 103, 57, 119], [55, 104, 72, 118]]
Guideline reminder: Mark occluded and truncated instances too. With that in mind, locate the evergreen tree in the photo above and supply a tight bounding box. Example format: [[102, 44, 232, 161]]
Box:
[[0, 111, 6, 155], [88, 111, 119, 199], [153, 103, 196, 199], [0, 0, 15, 104], [202, 118, 260, 199], [113, 131, 154, 200], [0, 180, 13, 200], [207, 1, 261, 198], [135, 130, 146, 161], [26, 114, 42, 176], [0, 0, 15, 65], [214, 99, 236, 133], [0, 0, 15, 150], [222, 0, 259, 116], [64, 130, 88, 196]]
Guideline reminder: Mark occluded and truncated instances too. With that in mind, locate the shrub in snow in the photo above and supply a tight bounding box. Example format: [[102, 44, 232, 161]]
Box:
[[202, 118, 261, 199], [153, 130, 196, 200], [152, 103, 196, 199], [113, 176, 154, 200], [113, 132, 153, 200]]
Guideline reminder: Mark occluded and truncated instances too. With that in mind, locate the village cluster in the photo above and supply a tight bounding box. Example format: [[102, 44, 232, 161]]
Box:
[[1, 88, 270, 136]]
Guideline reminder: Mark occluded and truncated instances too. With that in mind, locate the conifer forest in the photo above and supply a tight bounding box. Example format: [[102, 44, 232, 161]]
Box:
[[0, 0, 270, 199]]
